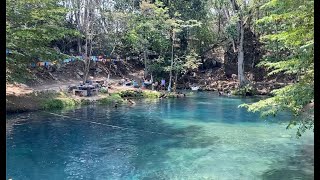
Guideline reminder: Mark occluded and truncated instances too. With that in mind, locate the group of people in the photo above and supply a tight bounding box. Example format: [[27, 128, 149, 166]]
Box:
[[150, 79, 166, 91], [119, 77, 167, 91], [120, 78, 135, 86]]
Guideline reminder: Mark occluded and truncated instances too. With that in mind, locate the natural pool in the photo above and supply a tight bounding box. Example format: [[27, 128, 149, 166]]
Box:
[[6, 92, 314, 180]]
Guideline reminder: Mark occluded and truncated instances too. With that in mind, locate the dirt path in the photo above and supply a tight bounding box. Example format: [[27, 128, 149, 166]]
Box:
[[32, 79, 83, 91], [6, 79, 100, 95], [6, 72, 143, 96], [6, 83, 34, 96], [6, 80, 85, 95]]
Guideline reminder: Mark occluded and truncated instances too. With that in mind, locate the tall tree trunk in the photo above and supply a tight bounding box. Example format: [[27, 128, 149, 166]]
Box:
[[256, 7, 259, 36], [173, 72, 178, 92], [143, 49, 148, 78], [168, 31, 174, 91], [231, 38, 237, 52], [218, 10, 221, 36], [77, 38, 82, 54], [229, 0, 247, 87], [83, 0, 92, 82], [238, 19, 246, 87], [83, 36, 90, 82], [223, 6, 230, 20]]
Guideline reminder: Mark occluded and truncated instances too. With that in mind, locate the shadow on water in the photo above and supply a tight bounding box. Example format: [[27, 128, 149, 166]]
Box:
[[7, 104, 221, 179], [261, 143, 314, 180], [262, 169, 313, 180]]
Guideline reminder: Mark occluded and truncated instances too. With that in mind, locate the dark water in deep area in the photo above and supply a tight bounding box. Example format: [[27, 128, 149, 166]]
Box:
[[6, 92, 314, 180]]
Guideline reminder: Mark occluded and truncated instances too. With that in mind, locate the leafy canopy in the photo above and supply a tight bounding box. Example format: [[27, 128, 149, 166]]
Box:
[[239, 0, 314, 137]]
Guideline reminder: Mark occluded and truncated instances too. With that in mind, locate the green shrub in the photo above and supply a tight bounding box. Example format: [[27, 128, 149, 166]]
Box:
[[232, 84, 257, 96], [141, 90, 161, 98], [119, 90, 142, 97], [42, 98, 80, 109], [98, 93, 124, 105]]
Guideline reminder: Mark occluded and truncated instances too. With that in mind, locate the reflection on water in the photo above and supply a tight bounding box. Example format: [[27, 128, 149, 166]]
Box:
[[6, 92, 314, 179]]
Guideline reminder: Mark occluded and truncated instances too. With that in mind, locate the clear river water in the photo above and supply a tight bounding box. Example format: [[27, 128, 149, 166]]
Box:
[[6, 92, 314, 180]]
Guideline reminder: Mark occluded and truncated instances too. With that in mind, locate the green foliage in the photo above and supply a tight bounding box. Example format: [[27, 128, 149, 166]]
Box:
[[41, 97, 80, 110], [119, 90, 160, 99], [182, 51, 202, 73], [6, 0, 79, 82], [297, 108, 314, 136], [232, 84, 257, 96], [172, 51, 202, 75], [6, 62, 36, 83], [225, 22, 238, 39], [125, 0, 202, 75], [119, 90, 143, 98], [98, 93, 124, 105], [225, 13, 240, 39], [148, 57, 167, 76], [141, 91, 161, 98], [124, 0, 171, 54], [241, 0, 314, 137], [165, 0, 208, 21], [286, 107, 314, 138], [195, 21, 218, 51]]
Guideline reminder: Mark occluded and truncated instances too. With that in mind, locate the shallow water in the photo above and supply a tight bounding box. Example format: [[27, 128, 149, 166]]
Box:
[[6, 92, 314, 180]]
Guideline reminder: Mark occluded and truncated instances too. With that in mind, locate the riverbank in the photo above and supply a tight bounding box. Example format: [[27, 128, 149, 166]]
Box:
[[6, 83, 188, 113], [7, 75, 282, 114]]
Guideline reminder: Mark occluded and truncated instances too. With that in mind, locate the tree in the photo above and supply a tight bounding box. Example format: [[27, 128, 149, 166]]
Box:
[[240, 0, 314, 137], [6, 0, 78, 60], [125, 0, 171, 78], [228, 0, 253, 87], [208, 0, 261, 87], [166, 17, 201, 91], [67, 0, 101, 82], [172, 51, 202, 91], [6, 0, 79, 82], [164, 0, 211, 55], [165, 13, 184, 92]]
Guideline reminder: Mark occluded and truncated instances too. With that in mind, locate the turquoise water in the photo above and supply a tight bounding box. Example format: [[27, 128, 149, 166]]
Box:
[[6, 92, 314, 180]]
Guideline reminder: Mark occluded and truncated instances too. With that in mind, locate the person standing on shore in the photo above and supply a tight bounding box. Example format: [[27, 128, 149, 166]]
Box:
[[154, 81, 159, 91], [161, 79, 165, 91]]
